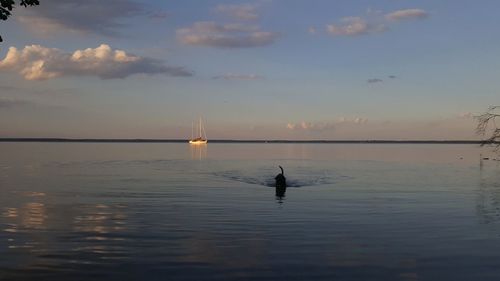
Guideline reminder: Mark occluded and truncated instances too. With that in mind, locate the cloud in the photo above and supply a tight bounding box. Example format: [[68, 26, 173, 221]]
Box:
[[385, 9, 429, 21], [178, 21, 260, 33], [287, 121, 336, 132], [367, 78, 383, 84], [287, 117, 368, 132], [336, 117, 369, 124], [16, 0, 146, 37], [326, 8, 428, 37], [148, 11, 169, 20], [457, 112, 473, 119], [177, 21, 280, 48], [327, 17, 385, 36], [0, 44, 193, 81], [388, 75, 397, 79], [213, 73, 265, 80], [215, 3, 260, 20], [308, 27, 317, 34]]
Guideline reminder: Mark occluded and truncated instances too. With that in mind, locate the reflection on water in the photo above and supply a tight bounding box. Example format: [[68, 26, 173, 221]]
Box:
[[179, 232, 267, 269], [2, 143, 500, 280], [1, 197, 131, 274], [2, 202, 47, 232], [190, 144, 207, 160], [213, 166, 341, 188], [73, 204, 127, 235], [275, 185, 286, 203], [477, 164, 500, 224], [2, 198, 47, 254], [2, 208, 18, 218], [70, 204, 129, 261], [21, 202, 47, 230]]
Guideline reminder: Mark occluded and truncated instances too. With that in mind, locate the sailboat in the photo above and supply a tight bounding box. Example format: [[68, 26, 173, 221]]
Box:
[[189, 118, 208, 145]]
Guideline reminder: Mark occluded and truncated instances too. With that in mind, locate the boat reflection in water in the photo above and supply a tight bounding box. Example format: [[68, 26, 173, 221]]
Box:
[[190, 143, 207, 160]]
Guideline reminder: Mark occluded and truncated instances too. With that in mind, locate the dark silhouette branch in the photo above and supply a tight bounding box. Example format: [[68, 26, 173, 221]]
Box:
[[1, 0, 40, 42], [475, 106, 500, 150]]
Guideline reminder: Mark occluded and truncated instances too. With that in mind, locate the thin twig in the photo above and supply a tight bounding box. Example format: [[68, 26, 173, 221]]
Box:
[[475, 106, 500, 149]]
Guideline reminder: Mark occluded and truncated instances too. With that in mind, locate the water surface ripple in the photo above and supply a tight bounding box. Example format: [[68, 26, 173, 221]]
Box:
[[1, 143, 500, 280]]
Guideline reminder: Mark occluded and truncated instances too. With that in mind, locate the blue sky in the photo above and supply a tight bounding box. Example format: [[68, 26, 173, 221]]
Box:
[[0, 0, 498, 139]]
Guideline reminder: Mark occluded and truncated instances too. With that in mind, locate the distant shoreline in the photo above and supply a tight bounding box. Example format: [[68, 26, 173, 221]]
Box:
[[0, 138, 492, 144]]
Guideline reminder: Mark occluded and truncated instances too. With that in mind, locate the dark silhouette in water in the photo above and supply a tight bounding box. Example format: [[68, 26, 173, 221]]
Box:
[[275, 166, 287, 200]]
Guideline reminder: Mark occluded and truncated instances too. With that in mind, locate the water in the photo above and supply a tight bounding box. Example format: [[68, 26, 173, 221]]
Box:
[[1, 143, 500, 280]]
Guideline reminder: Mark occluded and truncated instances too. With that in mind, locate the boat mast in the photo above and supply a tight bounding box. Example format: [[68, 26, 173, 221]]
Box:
[[191, 121, 194, 140], [201, 119, 207, 140], [199, 117, 202, 138]]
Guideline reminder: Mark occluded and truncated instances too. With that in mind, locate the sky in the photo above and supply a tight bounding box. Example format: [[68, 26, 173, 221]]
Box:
[[0, 0, 498, 140]]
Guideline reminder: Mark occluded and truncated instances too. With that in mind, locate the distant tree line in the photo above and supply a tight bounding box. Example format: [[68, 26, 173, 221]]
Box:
[[476, 106, 500, 150], [0, 0, 40, 42]]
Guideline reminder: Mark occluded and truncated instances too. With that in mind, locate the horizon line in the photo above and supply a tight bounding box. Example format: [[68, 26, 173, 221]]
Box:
[[0, 138, 492, 144]]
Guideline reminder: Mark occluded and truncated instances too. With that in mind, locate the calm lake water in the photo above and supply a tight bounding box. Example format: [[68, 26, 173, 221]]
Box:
[[1, 142, 500, 281]]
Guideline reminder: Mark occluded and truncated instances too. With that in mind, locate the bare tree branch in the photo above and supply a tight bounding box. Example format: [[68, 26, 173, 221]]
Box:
[[475, 106, 500, 150]]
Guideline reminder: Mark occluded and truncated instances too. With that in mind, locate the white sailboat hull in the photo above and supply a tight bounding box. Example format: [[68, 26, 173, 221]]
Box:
[[189, 139, 207, 145]]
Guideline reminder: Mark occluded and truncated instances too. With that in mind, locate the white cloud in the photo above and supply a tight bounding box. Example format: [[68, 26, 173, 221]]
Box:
[[308, 27, 317, 34], [177, 21, 280, 48], [385, 9, 429, 21], [0, 44, 193, 81], [215, 3, 260, 20], [326, 17, 385, 37], [213, 73, 265, 80]]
